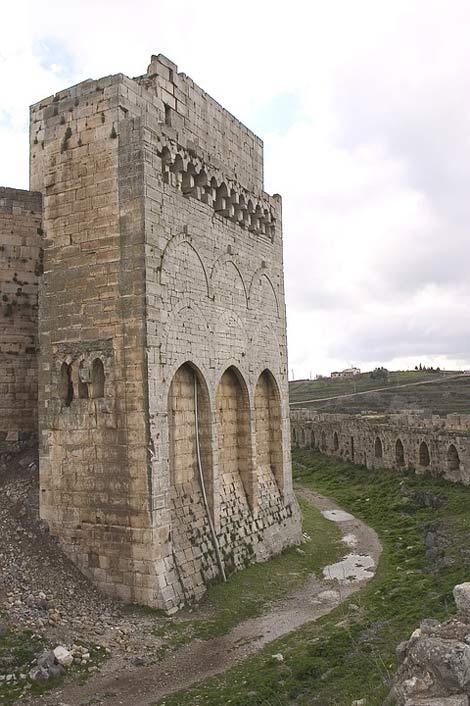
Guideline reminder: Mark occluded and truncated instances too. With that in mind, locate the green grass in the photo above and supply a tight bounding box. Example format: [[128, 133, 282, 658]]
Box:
[[157, 450, 470, 706], [152, 497, 343, 655]]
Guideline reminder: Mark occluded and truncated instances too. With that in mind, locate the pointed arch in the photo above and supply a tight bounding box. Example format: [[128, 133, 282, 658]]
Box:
[[395, 438, 405, 466], [374, 436, 383, 459], [159, 233, 210, 298], [447, 444, 460, 473], [210, 254, 249, 309], [248, 268, 279, 316], [168, 362, 213, 507], [254, 369, 283, 491], [216, 366, 253, 508], [333, 431, 339, 452], [419, 441, 430, 467]]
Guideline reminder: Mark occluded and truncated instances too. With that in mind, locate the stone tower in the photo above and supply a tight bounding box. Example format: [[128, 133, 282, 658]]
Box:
[[30, 54, 301, 611]]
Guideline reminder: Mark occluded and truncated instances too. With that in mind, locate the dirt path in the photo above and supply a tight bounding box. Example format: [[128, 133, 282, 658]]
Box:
[[22, 488, 382, 706]]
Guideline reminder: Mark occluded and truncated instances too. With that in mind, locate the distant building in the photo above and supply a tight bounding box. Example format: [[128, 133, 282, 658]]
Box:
[[331, 367, 361, 379]]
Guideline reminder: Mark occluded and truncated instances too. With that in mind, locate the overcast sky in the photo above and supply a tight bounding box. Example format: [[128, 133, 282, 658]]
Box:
[[1, 0, 469, 377]]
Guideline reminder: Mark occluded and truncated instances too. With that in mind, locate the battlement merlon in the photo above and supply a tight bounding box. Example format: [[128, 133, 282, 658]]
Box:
[[30, 54, 275, 203]]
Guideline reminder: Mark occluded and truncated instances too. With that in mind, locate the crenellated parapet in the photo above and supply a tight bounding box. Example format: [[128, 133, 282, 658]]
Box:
[[157, 141, 277, 241]]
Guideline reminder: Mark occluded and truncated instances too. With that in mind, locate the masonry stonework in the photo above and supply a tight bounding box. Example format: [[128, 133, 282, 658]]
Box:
[[29, 54, 301, 611], [291, 409, 470, 485], [0, 187, 42, 448]]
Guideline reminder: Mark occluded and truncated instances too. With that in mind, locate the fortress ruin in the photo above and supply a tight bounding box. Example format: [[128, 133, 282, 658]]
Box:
[[0, 54, 301, 611], [291, 409, 470, 485]]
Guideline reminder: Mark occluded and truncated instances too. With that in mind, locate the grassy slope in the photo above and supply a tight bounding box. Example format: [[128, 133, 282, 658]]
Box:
[[289, 370, 445, 403], [290, 371, 470, 415], [158, 450, 470, 706]]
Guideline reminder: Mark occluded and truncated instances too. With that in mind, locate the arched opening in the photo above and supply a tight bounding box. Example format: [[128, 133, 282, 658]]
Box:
[[310, 430, 316, 449], [299, 428, 306, 447], [78, 361, 89, 399], [320, 430, 327, 451], [254, 370, 283, 490], [91, 359, 105, 398], [374, 437, 383, 459], [333, 431, 339, 451], [215, 183, 229, 214], [216, 367, 252, 506], [395, 438, 405, 466], [59, 362, 73, 407], [350, 436, 355, 462], [168, 362, 213, 501], [292, 427, 297, 446], [419, 441, 430, 467], [447, 444, 460, 473]]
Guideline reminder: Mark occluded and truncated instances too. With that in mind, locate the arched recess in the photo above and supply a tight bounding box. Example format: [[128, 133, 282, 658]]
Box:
[[159, 234, 210, 300], [254, 370, 283, 491], [395, 438, 405, 466], [91, 358, 105, 398], [419, 441, 430, 467], [374, 437, 383, 459], [447, 444, 460, 473], [216, 366, 252, 508], [299, 428, 306, 447], [210, 255, 248, 310], [292, 427, 297, 446], [60, 362, 73, 407], [333, 431, 339, 452], [248, 269, 279, 317], [310, 430, 316, 449], [168, 362, 213, 513], [320, 430, 327, 451]]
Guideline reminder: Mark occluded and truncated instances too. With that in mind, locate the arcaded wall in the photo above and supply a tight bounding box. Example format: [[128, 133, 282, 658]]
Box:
[[0, 187, 42, 448], [291, 409, 470, 485], [138, 55, 301, 610]]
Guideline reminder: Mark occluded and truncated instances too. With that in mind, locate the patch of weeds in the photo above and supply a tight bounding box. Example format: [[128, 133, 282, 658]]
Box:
[[157, 450, 470, 706]]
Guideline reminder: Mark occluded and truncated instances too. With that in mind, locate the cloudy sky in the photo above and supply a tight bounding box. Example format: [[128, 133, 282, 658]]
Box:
[[1, 1, 469, 378]]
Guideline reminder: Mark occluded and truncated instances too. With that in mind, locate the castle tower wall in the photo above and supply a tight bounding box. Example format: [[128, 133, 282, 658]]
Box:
[[31, 55, 301, 611], [0, 187, 42, 449], [30, 76, 155, 603]]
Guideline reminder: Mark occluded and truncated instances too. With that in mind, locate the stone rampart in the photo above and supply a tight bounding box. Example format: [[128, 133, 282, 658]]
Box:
[[0, 187, 42, 448], [291, 409, 470, 485]]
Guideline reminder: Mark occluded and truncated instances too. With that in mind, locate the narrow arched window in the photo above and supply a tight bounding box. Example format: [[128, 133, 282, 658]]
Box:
[[374, 437, 383, 459], [419, 441, 430, 467], [395, 438, 405, 466], [78, 361, 89, 399], [91, 358, 105, 398], [60, 362, 73, 407], [447, 444, 460, 473], [333, 431, 339, 451]]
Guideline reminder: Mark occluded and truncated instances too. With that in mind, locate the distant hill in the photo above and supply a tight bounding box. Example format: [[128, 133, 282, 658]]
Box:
[[289, 370, 470, 415]]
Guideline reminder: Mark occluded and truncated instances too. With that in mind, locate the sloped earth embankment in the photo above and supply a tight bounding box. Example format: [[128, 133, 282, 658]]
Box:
[[0, 448, 381, 706]]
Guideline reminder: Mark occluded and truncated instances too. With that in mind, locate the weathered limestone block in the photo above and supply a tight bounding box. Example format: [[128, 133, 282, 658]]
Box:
[[454, 584, 470, 619]]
